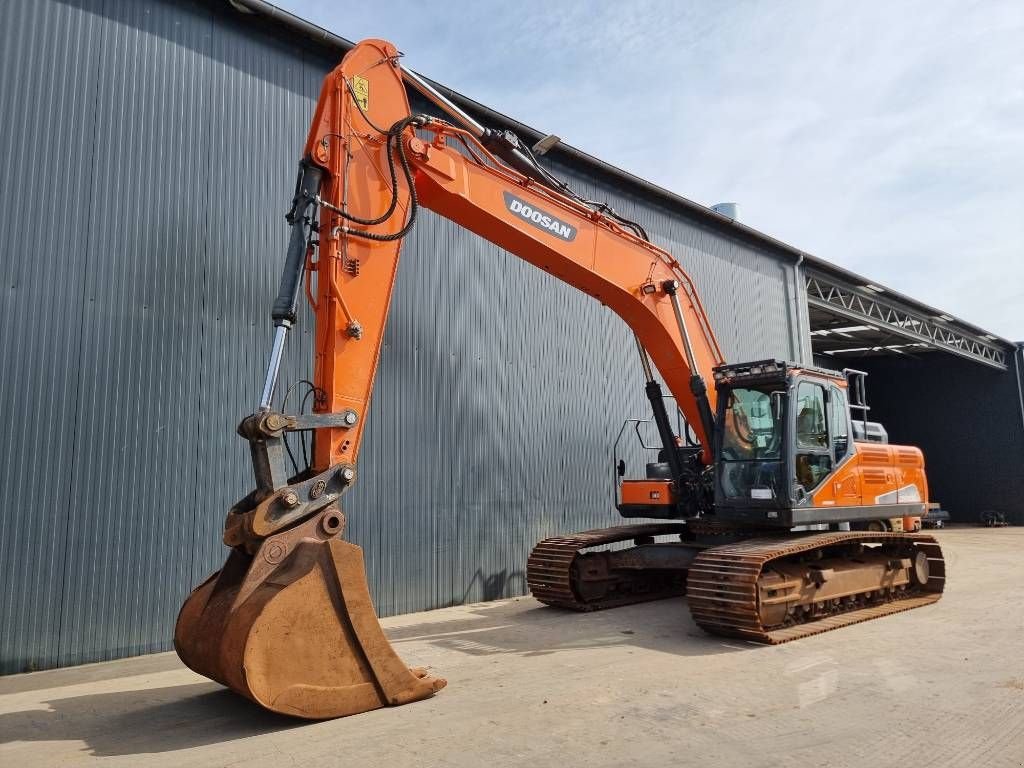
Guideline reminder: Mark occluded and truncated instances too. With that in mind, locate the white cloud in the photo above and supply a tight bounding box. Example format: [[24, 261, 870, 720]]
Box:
[[280, 0, 1024, 339]]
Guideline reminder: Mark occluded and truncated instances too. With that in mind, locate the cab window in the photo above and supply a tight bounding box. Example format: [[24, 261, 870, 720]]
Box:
[[795, 381, 831, 492], [829, 386, 850, 462], [795, 382, 827, 449], [721, 387, 782, 460], [718, 386, 786, 503]]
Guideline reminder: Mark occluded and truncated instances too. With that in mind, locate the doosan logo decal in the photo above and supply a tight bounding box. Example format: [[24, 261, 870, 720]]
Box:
[[503, 192, 577, 241]]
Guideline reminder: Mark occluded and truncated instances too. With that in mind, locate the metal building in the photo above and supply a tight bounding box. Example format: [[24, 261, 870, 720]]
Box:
[[0, 0, 1019, 675], [802, 262, 1024, 527]]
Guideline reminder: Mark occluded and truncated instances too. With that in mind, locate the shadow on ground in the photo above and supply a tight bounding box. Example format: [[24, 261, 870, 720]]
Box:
[[0, 598, 755, 758], [0, 682, 302, 756], [0, 652, 186, 696], [385, 597, 755, 658]]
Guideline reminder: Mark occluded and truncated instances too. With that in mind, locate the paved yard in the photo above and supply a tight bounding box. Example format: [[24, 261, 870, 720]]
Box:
[[2, 527, 1022, 767]]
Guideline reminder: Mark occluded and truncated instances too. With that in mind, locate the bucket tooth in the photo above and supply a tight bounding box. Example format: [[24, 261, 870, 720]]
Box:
[[175, 506, 445, 719]]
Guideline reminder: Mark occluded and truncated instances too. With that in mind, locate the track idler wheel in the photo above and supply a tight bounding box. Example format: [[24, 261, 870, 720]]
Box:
[[174, 505, 445, 719]]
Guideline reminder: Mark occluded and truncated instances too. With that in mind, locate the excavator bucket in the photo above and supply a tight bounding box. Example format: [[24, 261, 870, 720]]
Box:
[[175, 506, 445, 719]]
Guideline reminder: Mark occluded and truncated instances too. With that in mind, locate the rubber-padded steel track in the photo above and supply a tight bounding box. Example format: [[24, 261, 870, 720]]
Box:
[[527, 523, 688, 610], [686, 531, 945, 644]]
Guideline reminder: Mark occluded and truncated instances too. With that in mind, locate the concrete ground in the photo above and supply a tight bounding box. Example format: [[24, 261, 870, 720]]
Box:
[[2, 527, 1022, 768]]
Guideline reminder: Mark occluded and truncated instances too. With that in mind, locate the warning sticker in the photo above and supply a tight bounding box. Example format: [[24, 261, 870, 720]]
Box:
[[351, 75, 369, 111]]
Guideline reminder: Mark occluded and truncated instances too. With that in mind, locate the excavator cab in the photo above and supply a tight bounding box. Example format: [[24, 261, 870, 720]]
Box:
[[616, 358, 929, 531], [614, 358, 855, 524], [711, 360, 927, 528]]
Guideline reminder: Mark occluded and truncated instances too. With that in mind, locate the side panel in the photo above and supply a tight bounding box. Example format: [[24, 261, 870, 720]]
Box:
[[813, 442, 927, 512]]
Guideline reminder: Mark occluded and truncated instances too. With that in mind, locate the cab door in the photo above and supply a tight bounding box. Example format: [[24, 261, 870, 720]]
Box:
[[824, 385, 860, 505], [793, 379, 833, 498]]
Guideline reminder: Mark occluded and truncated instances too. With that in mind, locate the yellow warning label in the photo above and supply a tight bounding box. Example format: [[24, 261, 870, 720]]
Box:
[[351, 75, 369, 112]]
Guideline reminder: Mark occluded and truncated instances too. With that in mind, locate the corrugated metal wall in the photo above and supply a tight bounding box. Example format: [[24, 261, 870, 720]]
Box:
[[853, 354, 1024, 526], [0, 0, 805, 673]]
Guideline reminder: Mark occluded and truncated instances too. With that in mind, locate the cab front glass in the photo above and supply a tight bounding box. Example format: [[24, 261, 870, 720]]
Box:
[[717, 386, 786, 503]]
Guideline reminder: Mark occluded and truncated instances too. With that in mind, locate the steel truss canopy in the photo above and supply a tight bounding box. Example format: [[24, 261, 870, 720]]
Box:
[[805, 269, 1009, 370]]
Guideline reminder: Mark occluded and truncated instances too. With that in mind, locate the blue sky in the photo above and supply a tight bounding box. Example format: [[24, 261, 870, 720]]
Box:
[[278, 0, 1024, 340]]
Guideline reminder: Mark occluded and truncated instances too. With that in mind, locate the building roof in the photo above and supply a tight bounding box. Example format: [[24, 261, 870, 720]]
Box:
[[226, 0, 1017, 357]]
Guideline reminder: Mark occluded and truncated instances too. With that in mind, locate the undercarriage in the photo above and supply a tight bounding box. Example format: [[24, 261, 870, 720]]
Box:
[[527, 523, 945, 642]]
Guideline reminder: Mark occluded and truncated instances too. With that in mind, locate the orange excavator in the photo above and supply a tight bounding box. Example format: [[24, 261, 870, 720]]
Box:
[[175, 39, 945, 719]]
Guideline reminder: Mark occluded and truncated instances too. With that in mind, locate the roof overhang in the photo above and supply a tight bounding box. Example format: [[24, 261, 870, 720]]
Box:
[[806, 268, 1010, 370]]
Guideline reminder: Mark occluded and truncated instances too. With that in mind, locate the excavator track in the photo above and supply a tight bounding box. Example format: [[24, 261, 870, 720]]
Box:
[[527, 523, 690, 611], [687, 531, 945, 644]]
